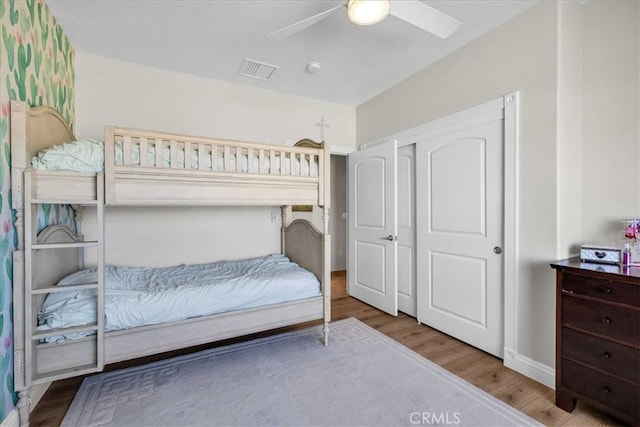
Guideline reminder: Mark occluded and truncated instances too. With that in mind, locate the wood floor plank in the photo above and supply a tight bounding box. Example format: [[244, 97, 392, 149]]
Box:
[[28, 277, 624, 427]]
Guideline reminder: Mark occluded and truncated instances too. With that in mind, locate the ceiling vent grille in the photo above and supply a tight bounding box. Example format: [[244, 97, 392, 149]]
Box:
[[238, 58, 279, 81]]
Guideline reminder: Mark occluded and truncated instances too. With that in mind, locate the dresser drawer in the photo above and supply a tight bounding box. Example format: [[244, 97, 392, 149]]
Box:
[[563, 297, 639, 345], [562, 359, 639, 419], [563, 272, 640, 305], [563, 328, 640, 384]]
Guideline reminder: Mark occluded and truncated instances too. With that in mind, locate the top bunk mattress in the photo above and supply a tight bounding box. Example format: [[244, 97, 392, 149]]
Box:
[[30, 138, 319, 176], [37, 253, 321, 343]]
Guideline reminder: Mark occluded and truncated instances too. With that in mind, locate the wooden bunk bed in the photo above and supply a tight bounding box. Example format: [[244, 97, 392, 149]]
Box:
[[10, 101, 331, 426]]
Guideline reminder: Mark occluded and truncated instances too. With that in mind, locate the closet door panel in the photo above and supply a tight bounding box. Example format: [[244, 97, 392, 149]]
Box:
[[348, 141, 398, 316], [416, 119, 504, 358], [430, 139, 485, 235], [397, 145, 416, 316]]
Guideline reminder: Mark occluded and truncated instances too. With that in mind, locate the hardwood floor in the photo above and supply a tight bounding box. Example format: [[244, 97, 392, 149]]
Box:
[[30, 271, 625, 426]]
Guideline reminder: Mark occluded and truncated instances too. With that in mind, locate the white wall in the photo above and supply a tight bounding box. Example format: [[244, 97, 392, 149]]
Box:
[[76, 52, 356, 267], [355, 0, 640, 386]]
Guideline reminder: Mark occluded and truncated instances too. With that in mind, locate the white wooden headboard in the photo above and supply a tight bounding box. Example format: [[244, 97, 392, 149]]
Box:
[[10, 101, 75, 172]]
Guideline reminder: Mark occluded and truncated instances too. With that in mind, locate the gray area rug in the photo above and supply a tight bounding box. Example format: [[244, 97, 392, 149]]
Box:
[[62, 318, 541, 426]]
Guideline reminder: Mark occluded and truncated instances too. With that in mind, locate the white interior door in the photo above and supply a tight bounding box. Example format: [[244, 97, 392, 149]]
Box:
[[416, 118, 504, 358], [397, 145, 416, 316], [348, 141, 397, 316]]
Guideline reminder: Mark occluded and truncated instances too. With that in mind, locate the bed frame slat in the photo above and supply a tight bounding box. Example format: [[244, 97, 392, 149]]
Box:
[[139, 137, 148, 167], [259, 149, 265, 174], [269, 150, 276, 174], [211, 145, 217, 171], [247, 148, 254, 173], [236, 146, 242, 172], [123, 136, 132, 165], [198, 143, 206, 171], [154, 139, 163, 168], [170, 140, 178, 169], [184, 141, 191, 170], [223, 146, 231, 171]]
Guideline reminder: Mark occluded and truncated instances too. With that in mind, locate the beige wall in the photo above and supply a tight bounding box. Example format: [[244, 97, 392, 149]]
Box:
[[557, 0, 583, 258], [581, 0, 640, 246], [76, 52, 356, 267], [356, 0, 640, 385]]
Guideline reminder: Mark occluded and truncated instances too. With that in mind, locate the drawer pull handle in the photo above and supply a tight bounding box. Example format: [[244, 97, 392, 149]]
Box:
[[596, 287, 612, 294], [601, 317, 612, 325], [602, 386, 610, 394], [601, 352, 610, 359]]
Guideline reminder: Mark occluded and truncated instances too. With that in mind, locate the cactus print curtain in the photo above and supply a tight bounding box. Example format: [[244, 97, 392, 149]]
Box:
[[0, 0, 75, 420]]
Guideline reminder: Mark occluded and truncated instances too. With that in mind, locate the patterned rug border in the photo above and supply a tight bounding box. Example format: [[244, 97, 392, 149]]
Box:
[[63, 317, 541, 427]]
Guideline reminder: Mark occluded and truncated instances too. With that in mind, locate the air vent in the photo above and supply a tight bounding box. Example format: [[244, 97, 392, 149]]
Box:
[[238, 58, 279, 81]]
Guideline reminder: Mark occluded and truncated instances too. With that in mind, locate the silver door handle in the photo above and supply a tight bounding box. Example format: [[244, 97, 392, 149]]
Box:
[[383, 235, 396, 241]]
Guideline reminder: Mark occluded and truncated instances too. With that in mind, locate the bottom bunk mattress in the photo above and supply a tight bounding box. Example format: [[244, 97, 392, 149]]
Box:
[[37, 254, 321, 343]]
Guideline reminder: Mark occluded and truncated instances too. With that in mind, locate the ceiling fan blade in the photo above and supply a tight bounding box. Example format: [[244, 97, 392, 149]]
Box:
[[268, 5, 344, 42], [389, 1, 462, 39]]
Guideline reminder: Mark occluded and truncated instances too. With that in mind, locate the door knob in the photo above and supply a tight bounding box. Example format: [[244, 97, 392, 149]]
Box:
[[383, 235, 396, 241], [493, 246, 503, 254]]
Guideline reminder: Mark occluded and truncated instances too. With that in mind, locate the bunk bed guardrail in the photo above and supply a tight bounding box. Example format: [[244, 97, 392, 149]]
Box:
[[104, 126, 327, 207]]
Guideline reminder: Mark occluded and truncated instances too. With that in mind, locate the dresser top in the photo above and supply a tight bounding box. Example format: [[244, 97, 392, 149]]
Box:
[[551, 257, 640, 280]]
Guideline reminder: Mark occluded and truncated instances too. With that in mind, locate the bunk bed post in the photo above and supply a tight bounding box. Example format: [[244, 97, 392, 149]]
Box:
[[280, 206, 289, 254], [322, 142, 331, 346], [104, 126, 115, 204], [10, 101, 31, 425], [10, 102, 27, 253]]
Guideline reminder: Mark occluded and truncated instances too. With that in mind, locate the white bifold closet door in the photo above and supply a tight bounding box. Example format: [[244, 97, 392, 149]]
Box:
[[347, 142, 417, 317], [396, 145, 416, 317], [416, 118, 504, 358], [347, 140, 398, 316], [348, 102, 505, 358]]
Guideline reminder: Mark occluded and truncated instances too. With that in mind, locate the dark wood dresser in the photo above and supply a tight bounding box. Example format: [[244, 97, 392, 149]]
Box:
[[551, 259, 640, 426]]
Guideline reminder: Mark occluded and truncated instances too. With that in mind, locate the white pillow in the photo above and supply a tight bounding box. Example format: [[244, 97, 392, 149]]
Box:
[[31, 138, 104, 172]]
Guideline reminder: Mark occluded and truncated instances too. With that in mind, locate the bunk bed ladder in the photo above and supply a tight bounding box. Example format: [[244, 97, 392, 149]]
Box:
[[22, 170, 105, 386]]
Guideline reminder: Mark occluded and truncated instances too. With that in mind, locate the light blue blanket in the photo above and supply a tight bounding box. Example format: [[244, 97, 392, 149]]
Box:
[[38, 254, 320, 342]]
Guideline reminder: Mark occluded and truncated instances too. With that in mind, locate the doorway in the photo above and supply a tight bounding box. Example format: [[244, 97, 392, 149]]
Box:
[[330, 154, 348, 298]]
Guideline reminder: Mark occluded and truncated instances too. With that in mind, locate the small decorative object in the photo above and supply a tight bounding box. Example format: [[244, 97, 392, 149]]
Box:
[[621, 218, 640, 264], [624, 218, 640, 240], [622, 242, 632, 266], [580, 244, 622, 265]]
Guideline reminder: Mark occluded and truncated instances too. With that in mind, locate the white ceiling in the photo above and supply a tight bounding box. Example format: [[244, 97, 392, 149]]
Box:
[[47, 0, 538, 106]]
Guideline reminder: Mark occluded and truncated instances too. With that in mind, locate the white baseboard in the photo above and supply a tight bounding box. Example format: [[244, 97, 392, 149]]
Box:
[[0, 409, 19, 427], [504, 347, 555, 389], [0, 382, 52, 427]]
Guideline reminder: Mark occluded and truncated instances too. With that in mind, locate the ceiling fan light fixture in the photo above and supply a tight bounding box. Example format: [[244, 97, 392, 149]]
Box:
[[347, 0, 390, 26]]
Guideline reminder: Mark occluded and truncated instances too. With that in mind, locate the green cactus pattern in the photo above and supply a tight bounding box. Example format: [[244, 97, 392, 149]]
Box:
[[8, 0, 17, 26], [14, 43, 31, 101], [0, 0, 76, 420], [25, 0, 35, 26], [2, 27, 15, 71], [33, 40, 42, 77]]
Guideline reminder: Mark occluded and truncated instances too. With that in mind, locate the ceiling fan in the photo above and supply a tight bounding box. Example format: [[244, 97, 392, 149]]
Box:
[[268, 0, 462, 42]]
